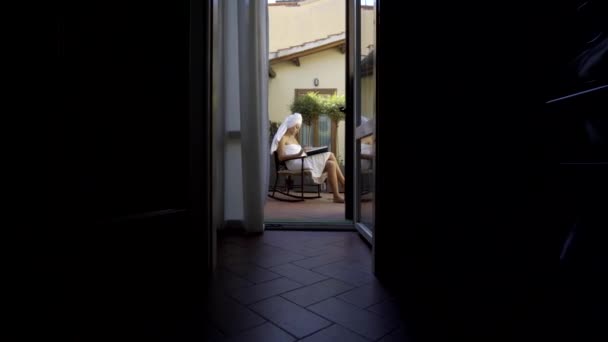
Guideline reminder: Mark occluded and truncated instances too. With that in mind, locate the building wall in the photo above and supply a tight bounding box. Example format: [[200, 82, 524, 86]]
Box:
[[269, 0, 374, 56], [269, 0, 345, 53], [269, 49, 345, 122]]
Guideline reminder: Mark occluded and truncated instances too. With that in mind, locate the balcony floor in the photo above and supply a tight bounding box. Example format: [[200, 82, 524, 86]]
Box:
[[264, 192, 345, 221]]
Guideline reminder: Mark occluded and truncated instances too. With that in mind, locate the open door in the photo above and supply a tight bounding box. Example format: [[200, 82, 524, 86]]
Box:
[[347, 0, 377, 243]]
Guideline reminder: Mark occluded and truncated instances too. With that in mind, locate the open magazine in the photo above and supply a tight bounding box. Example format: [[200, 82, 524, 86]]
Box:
[[304, 146, 328, 156]]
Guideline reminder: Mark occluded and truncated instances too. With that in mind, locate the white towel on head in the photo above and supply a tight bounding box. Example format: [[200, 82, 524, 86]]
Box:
[[270, 113, 302, 155]]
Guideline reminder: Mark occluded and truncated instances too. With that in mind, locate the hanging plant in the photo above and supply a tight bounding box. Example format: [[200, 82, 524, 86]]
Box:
[[321, 93, 346, 123], [290, 92, 346, 124], [289, 92, 323, 125]]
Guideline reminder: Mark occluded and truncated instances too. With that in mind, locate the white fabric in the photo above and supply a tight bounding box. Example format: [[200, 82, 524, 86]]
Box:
[[284, 144, 330, 184], [270, 113, 302, 155], [238, 0, 269, 233], [214, 0, 269, 233]]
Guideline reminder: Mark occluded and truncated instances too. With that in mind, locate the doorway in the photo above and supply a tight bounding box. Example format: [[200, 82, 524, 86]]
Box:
[[264, 0, 377, 234], [265, 0, 348, 224]]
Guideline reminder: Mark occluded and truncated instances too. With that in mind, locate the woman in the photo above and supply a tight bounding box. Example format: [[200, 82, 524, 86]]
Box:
[[270, 113, 345, 203]]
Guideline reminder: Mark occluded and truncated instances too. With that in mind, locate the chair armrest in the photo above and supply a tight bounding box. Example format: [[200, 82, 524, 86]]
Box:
[[281, 154, 307, 162]]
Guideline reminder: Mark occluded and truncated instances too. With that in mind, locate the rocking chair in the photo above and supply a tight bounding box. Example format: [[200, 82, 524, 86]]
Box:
[[268, 151, 324, 202]]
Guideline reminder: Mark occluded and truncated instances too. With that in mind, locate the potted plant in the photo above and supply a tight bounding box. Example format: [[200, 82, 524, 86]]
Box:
[[289, 91, 346, 125], [320, 93, 345, 124], [289, 92, 323, 126]]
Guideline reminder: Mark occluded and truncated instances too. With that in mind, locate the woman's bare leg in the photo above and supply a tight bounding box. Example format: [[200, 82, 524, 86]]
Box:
[[327, 153, 345, 187], [324, 160, 343, 203], [336, 165, 345, 186]]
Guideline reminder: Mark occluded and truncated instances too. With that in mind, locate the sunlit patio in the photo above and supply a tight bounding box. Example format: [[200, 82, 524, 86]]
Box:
[[264, 192, 345, 221]]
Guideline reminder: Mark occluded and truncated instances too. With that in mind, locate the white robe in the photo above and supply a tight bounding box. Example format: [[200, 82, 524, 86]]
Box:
[[283, 144, 330, 184]]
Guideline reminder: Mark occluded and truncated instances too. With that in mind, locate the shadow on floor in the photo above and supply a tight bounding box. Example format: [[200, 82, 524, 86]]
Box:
[[205, 231, 410, 341]]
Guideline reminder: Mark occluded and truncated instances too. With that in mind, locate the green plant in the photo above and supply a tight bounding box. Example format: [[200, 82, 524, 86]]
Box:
[[289, 92, 346, 124], [289, 92, 323, 125], [321, 93, 346, 123]]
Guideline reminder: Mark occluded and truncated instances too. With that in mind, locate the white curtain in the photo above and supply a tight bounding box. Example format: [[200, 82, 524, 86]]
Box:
[[214, 0, 269, 233]]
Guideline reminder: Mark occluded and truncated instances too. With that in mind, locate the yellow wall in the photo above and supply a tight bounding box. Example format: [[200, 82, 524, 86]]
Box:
[[269, 0, 345, 53], [269, 48, 345, 122], [269, 0, 375, 57]]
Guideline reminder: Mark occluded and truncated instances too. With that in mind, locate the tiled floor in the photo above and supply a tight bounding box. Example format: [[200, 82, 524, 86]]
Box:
[[264, 193, 345, 221], [206, 231, 410, 341]]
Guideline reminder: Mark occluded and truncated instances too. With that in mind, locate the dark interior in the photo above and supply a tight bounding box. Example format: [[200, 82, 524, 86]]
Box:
[[51, 1, 607, 340]]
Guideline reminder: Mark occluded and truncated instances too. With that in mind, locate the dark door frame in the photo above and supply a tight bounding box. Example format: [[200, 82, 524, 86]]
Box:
[[189, 0, 214, 273]]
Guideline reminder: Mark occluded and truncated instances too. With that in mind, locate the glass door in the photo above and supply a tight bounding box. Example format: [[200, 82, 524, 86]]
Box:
[[348, 0, 377, 242]]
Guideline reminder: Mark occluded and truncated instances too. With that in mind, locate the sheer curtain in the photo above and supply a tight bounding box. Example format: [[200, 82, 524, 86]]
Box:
[[213, 0, 269, 233]]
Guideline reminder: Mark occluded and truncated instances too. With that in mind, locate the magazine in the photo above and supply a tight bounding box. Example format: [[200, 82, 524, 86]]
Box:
[[304, 146, 328, 156]]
